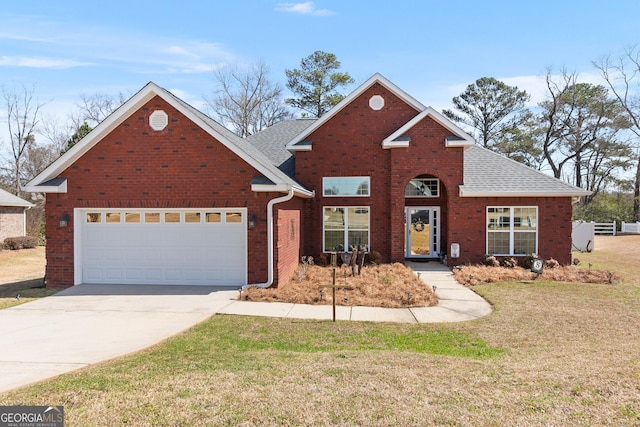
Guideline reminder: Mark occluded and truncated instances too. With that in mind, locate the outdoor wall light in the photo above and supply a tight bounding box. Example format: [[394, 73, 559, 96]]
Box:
[[59, 214, 70, 227], [248, 213, 256, 229]]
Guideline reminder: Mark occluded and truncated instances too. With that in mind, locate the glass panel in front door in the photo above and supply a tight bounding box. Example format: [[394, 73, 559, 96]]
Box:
[[409, 209, 431, 256]]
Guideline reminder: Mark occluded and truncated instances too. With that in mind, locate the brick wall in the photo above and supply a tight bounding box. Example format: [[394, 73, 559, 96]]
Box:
[[0, 207, 26, 241], [387, 116, 465, 262], [295, 82, 421, 260], [447, 196, 574, 266], [294, 82, 576, 266], [274, 202, 302, 286], [44, 95, 289, 287]]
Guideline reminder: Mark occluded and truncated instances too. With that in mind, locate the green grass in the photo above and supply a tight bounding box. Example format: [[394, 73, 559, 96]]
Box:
[[0, 278, 58, 309], [0, 317, 503, 426], [181, 317, 503, 358], [1, 238, 639, 426]]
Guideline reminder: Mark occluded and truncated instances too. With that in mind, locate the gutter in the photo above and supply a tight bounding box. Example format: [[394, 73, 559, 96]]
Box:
[[244, 188, 295, 289]]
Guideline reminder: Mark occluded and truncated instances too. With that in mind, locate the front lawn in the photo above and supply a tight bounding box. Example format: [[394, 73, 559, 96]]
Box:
[[1, 236, 639, 425], [0, 247, 57, 309]]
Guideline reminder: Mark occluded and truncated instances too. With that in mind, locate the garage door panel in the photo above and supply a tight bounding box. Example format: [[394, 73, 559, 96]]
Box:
[[144, 269, 163, 281], [105, 269, 122, 280], [80, 209, 247, 286], [105, 249, 123, 262], [84, 268, 103, 282]]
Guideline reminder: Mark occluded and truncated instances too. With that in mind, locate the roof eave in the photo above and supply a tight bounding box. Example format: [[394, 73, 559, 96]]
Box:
[[382, 107, 476, 148], [459, 188, 592, 198], [24, 85, 159, 189], [25, 82, 293, 191], [251, 183, 315, 198], [22, 178, 68, 194]]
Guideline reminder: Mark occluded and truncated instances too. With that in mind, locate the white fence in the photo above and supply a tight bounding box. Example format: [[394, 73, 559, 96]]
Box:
[[594, 221, 616, 235], [622, 222, 640, 234]]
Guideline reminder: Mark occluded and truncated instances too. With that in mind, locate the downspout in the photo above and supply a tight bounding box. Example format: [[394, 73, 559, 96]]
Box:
[[23, 205, 32, 236], [245, 189, 295, 289]]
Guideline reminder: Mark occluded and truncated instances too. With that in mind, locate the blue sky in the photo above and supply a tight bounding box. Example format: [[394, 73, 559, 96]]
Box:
[[1, 0, 639, 145]]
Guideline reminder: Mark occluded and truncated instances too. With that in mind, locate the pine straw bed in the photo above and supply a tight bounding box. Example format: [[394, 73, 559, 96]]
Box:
[[453, 264, 622, 286], [240, 263, 438, 308], [241, 261, 621, 308]]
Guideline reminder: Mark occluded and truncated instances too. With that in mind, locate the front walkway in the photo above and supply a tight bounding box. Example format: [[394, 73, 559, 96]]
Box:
[[217, 261, 492, 323], [0, 263, 491, 394]]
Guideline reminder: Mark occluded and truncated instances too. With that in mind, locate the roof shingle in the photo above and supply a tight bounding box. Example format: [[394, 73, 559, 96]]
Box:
[[461, 145, 590, 197]]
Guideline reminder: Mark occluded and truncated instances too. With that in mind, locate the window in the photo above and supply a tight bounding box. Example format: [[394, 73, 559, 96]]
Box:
[[323, 177, 370, 197], [405, 178, 439, 197], [487, 207, 537, 255], [86, 213, 101, 223], [226, 212, 243, 223], [145, 212, 160, 223], [206, 212, 221, 223], [185, 212, 201, 223], [125, 213, 140, 223], [105, 213, 121, 223], [323, 207, 369, 252], [165, 212, 180, 223]]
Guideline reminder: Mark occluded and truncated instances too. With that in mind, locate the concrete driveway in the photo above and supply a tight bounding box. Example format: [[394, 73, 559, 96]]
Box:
[[0, 284, 239, 394], [0, 266, 491, 394]]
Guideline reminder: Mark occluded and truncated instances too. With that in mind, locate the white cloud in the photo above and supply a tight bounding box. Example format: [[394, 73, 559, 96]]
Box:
[[0, 13, 237, 77], [276, 2, 335, 16], [502, 71, 605, 105], [0, 55, 91, 69]]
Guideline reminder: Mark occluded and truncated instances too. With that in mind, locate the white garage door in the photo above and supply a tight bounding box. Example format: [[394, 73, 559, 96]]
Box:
[[77, 209, 247, 286]]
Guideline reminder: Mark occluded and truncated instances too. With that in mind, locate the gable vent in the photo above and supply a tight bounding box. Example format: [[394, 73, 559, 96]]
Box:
[[369, 95, 384, 111], [149, 110, 168, 131]]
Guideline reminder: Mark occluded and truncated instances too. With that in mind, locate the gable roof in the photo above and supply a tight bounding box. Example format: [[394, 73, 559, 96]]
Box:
[[0, 188, 33, 208], [461, 145, 591, 197], [23, 83, 313, 198], [382, 107, 475, 148], [286, 73, 426, 150]]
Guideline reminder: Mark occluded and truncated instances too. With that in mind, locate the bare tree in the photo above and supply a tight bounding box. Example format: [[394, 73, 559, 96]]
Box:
[[595, 47, 640, 221], [2, 84, 44, 197], [537, 70, 578, 180], [73, 92, 127, 128], [207, 60, 292, 137], [39, 112, 74, 155]]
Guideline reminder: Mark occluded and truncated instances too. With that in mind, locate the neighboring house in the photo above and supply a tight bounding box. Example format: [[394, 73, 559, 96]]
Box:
[[0, 188, 34, 242], [24, 73, 589, 288]]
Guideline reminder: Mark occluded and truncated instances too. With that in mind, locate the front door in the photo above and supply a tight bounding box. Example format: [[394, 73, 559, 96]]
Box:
[[405, 207, 440, 258]]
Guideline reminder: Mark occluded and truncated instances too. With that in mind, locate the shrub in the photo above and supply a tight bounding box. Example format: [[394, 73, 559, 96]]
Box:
[[545, 258, 560, 269], [366, 250, 381, 265], [3, 236, 39, 250], [296, 256, 314, 283], [315, 253, 328, 266], [501, 257, 518, 268], [482, 255, 500, 267], [521, 253, 540, 270]]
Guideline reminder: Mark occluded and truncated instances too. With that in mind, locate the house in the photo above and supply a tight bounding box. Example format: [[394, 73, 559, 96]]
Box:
[[0, 188, 34, 242], [24, 73, 589, 288]]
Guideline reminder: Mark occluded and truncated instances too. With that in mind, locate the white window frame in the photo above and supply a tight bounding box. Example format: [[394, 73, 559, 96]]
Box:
[[323, 176, 370, 197], [405, 178, 440, 198], [322, 206, 370, 252], [486, 206, 538, 256]]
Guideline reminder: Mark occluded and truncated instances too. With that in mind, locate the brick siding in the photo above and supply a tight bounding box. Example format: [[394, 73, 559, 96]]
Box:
[[44, 96, 289, 287], [0, 207, 26, 242], [294, 82, 575, 266]]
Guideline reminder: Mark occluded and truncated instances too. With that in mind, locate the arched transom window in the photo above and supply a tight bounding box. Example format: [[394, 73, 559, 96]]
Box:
[[405, 177, 439, 198]]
